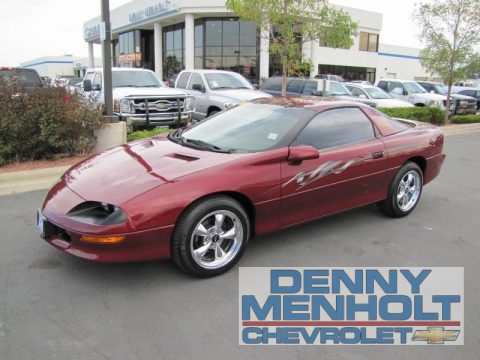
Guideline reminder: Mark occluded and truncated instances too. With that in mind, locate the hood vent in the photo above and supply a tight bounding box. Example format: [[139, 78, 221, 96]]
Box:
[[166, 153, 199, 162]]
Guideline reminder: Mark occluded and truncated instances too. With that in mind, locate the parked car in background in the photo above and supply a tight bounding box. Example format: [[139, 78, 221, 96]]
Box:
[[452, 87, 480, 112], [346, 83, 414, 108], [37, 97, 446, 276], [375, 78, 449, 109], [315, 74, 345, 82], [82, 67, 194, 129], [52, 75, 78, 87], [40, 76, 52, 87], [350, 80, 373, 85], [174, 69, 271, 120], [261, 77, 376, 107], [0, 67, 43, 92], [417, 81, 477, 115]]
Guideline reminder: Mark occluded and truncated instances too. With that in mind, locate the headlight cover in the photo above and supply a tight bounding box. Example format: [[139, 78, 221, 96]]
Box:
[[66, 201, 127, 225], [119, 98, 135, 114], [184, 96, 195, 112]]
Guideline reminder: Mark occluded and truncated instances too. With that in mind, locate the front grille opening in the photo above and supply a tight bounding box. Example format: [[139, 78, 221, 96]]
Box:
[[53, 225, 71, 243]]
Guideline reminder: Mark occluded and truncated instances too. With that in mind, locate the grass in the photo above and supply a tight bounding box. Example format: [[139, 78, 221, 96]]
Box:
[[127, 128, 173, 142], [450, 114, 480, 124]]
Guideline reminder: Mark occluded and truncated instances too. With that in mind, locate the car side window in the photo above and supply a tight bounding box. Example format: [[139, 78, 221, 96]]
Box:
[[188, 73, 205, 91], [176, 72, 191, 89], [302, 81, 318, 95], [287, 80, 304, 94], [84, 72, 94, 82], [348, 86, 367, 98], [296, 107, 376, 150], [92, 73, 102, 89], [377, 81, 387, 91], [261, 78, 282, 91]]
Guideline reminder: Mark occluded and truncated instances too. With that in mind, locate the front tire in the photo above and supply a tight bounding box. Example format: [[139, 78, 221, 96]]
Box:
[[172, 196, 250, 277], [377, 162, 423, 217]]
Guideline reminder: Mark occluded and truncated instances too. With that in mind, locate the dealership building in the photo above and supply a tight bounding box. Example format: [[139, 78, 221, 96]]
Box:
[[83, 0, 431, 83]]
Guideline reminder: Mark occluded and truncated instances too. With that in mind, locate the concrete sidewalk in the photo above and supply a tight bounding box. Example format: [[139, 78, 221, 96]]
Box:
[[0, 123, 479, 196]]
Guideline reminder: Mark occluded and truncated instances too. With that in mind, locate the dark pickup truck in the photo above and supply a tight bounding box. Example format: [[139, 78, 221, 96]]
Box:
[[0, 67, 43, 91]]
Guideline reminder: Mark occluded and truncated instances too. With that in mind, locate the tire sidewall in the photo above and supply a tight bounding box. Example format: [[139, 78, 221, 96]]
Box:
[[389, 163, 423, 216], [178, 197, 250, 276]]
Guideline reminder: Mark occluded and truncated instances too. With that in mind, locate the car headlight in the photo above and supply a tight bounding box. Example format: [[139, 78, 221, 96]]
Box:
[[224, 101, 239, 110], [66, 201, 127, 225], [184, 96, 195, 112], [119, 98, 135, 114]]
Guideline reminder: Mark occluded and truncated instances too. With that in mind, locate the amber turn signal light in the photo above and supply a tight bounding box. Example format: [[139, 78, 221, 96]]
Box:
[[80, 235, 125, 244]]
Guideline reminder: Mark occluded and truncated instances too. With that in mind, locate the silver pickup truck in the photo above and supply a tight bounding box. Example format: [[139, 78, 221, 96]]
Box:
[[82, 67, 195, 129], [174, 69, 271, 120]]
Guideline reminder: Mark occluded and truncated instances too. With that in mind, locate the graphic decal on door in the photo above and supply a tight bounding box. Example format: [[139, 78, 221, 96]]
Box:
[[283, 156, 369, 190]]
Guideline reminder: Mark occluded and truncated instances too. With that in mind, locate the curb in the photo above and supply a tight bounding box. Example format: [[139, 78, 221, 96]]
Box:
[[0, 166, 69, 196], [0, 123, 479, 197]]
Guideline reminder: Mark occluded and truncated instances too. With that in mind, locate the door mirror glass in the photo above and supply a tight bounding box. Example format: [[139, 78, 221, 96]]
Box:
[[390, 87, 405, 96], [359, 94, 367, 99], [192, 83, 204, 92]]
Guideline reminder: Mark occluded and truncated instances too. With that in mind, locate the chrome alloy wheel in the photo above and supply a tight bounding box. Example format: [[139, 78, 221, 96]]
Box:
[[397, 170, 421, 212], [190, 210, 244, 269]]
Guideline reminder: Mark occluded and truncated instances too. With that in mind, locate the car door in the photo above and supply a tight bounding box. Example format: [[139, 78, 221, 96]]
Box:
[[387, 81, 409, 102], [186, 72, 208, 119], [280, 107, 388, 227]]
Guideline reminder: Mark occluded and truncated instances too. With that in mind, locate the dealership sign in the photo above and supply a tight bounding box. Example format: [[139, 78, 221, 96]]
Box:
[[239, 267, 463, 345], [129, 1, 174, 23]]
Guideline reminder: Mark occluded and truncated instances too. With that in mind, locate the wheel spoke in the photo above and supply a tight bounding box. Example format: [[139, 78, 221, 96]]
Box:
[[215, 214, 225, 230], [220, 225, 236, 240], [407, 173, 414, 187], [215, 244, 226, 260], [194, 223, 208, 237], [194, 242, 211, 259]]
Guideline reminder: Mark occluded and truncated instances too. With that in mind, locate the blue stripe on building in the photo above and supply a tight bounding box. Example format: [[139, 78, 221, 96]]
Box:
[[22, 61, 74, 68], [378, 52, 421, 60]]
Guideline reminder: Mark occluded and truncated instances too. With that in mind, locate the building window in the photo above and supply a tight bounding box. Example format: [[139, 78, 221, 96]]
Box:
[[163, 23, 185, 80], [318, 64, 376, 83], [116, 30, 153, 69], [359, 32, 378, 52], [194, 18, 259, 81]]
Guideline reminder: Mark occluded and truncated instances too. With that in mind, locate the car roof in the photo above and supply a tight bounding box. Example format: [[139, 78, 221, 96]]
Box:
[[252, 96, 370, 110], [89, 67, 154, 72], [454, 86, 480, 91], [377, 78, 417, 83], [179, 69, 242, 75], [345, 83, 377, 89]]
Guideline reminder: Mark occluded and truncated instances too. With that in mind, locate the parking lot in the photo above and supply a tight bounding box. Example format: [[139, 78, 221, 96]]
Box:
[[0, 132, 479, 359]]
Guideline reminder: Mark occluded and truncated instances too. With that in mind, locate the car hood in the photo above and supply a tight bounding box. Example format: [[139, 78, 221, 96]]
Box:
[[334, 95, 376, 107], [212, 89, 272, 102], [64, 137, 249, 205], [113, 86, 187, 98], [373, 99, 414, 108], [449, 93, 475, 100]]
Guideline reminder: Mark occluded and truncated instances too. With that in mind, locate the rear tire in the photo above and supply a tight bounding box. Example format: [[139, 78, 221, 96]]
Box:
[[207, 110, 220, 117], [172, 196, 250, 277], [377, 162, 423, 218]]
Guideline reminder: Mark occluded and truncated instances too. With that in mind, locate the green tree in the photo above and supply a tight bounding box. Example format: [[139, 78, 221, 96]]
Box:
[[414, 0, 480, 124], [226, 0, 357, 95]]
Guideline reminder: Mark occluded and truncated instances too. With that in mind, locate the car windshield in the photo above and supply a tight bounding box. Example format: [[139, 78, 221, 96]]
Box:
[[67, 78, 82, 85], [204, 73, 253, 90], [404, 82, 426, 94], [0, 70, 42, 87], [172, 103, 316, 152], [112, 71, 163, 88], [329, 82, 351, 96], [365, 87, 393, 99], [431, 84, 448, 94]]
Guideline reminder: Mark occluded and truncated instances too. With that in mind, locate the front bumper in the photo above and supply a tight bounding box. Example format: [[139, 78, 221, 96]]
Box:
[[39, 213, 174, 262]]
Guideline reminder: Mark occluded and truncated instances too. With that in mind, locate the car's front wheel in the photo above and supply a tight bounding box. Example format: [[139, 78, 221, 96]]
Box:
[[377, 162, 423, 217], [172, 196, 250, 276]]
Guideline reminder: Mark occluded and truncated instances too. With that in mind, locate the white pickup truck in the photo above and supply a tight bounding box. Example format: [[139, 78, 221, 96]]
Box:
[[82, 67, 195, 129]]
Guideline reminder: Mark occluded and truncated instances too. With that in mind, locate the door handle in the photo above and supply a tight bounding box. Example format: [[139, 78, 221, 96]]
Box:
[[372, 151, 384, 159]]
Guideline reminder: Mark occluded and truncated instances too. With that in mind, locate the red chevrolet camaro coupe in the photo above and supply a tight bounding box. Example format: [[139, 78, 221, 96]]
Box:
[[37, 97, 445, 276]]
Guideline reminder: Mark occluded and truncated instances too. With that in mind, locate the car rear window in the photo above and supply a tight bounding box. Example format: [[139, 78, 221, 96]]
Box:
[[0, 69, 42, 87]]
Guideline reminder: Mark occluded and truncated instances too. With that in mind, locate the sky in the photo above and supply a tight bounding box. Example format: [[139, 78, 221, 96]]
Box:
[[0, 0, 428, 66]]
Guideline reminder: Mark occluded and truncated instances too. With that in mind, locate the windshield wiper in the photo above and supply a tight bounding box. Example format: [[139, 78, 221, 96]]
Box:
[[212, 86, 233, 90], [234, 86, 250, 89], [185, 138, 233, 153]]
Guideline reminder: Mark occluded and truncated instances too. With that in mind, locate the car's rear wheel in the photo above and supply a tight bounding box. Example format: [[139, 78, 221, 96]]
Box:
[[172, 196, 250, 277], [377, 162, 423, 217]]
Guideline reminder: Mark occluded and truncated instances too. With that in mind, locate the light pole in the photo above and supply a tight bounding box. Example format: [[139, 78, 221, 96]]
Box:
[[101, 0, 114, 118]]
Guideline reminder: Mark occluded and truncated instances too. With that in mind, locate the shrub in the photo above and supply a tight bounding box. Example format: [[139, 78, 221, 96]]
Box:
[[127, 128, 173, 142], [0, 82, 107, 165], [450, 114, 480, 124], [377, 107, 445, 125]]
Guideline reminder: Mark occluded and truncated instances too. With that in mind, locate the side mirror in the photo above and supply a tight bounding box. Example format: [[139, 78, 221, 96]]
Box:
[[288, 145, 319, 163], [83, 79, 92, 92], [253, 84, 259, 90], [311, 90, 324, 96], [192, 83, 204, 92], [390, 87, 405, 96], [359, 94, 367, 99], [430, 90, 436, 94]]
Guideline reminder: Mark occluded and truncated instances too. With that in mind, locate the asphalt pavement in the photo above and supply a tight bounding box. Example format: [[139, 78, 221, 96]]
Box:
[[0, 133, 479, 359]]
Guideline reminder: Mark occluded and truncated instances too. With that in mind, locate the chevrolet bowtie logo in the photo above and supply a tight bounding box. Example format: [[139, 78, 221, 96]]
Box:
[[412, 327, 460, 344], [156, 103, 167, 110]]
